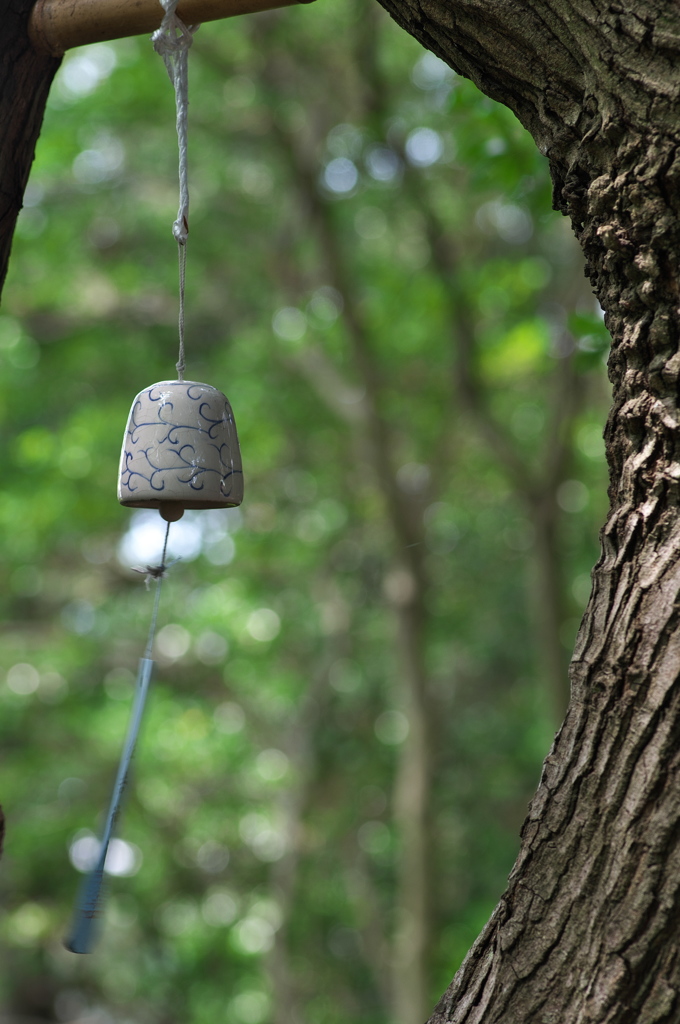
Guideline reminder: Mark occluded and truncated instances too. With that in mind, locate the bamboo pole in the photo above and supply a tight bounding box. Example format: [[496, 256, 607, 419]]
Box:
[[29, 0, 315, 56]]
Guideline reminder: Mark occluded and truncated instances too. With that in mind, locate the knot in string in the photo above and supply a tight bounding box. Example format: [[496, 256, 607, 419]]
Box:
[[152, 0, 196, 246]]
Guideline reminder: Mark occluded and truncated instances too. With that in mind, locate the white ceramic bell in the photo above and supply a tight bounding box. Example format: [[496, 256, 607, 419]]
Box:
[[118, 380, 243, 521]]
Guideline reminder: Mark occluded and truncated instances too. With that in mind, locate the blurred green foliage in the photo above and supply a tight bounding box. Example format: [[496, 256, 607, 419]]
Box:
[[0, 2, 610, 1022]]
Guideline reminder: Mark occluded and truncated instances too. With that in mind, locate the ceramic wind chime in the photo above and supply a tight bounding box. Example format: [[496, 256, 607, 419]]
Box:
[[118, 377, 243, 523], [65, 0, 242, 954]]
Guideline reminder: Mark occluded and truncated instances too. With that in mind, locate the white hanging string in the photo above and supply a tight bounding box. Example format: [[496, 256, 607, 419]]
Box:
[[152, 0, 199, 382]]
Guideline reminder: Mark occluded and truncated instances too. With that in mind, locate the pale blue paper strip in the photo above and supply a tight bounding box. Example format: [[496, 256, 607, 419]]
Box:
[[65, 656, 154, 953]]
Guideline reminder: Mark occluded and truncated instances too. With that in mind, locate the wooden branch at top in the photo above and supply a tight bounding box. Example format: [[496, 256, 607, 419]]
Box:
[[29, 0, 316, 56]]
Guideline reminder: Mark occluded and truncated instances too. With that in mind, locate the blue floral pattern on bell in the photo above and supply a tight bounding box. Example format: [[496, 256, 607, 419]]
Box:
[[118, 380, 243, 521]]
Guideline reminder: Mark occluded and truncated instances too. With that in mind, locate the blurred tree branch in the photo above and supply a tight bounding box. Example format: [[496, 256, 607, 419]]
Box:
[[0, 0, 60, 299], [354, 11, 585, 720], [222, 27, 439, 1022]]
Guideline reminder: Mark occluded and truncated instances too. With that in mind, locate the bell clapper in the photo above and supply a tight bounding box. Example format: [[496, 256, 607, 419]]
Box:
[[159, 502, 185, 522]]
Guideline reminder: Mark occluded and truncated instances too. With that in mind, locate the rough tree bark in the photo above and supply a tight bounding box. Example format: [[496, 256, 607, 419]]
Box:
[[367, 1, 680, 1021]]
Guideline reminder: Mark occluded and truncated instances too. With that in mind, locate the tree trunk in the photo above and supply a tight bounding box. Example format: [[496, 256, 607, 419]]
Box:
[[0, 0, 60, 298], [369, 1, 680, 1020]]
